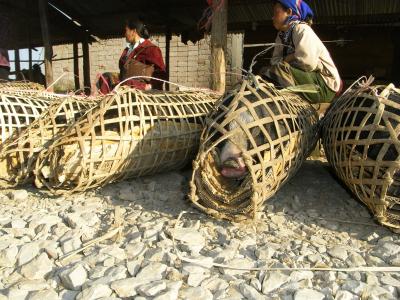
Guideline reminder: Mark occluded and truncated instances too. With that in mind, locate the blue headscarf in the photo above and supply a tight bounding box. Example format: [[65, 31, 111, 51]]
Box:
[[276, 0, 314, 23]]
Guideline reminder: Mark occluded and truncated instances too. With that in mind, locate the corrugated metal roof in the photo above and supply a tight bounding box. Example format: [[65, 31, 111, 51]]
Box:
[[229, 0, 400, 25]]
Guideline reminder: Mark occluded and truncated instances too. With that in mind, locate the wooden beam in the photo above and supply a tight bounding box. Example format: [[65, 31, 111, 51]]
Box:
[[38, 0, 54, 90], [211, 0, 228, 93], [82, 38, 91, 95], [14, 50, 21, 77], [165, 28, 172, 91], [73, 42, 80, 91], [392, 30, 400, 86], [28, 48, 33, 80]]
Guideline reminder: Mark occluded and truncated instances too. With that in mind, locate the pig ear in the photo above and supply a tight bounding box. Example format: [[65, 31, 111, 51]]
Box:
[[251, 126, 261, 137]]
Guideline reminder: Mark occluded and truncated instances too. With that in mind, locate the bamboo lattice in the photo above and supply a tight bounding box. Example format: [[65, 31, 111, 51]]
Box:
[[322, 80, 400, 230], [189, 76, 319, 221], [34, 87, 220, 194]]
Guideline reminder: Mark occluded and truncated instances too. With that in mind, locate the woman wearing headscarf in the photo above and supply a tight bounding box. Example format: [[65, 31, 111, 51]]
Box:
[[262, 0, 342, 103], [98, 19, 166, 94]]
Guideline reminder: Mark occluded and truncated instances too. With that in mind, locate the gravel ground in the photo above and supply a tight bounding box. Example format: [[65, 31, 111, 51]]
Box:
[[0, 159, 399, 300]]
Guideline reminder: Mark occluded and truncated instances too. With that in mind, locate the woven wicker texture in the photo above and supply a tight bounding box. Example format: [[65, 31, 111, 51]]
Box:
[[322, 81, 400, 230], [34, 87, 220, 194], [0, 81, 44, 91], [0, 88, 62, 143], [189, 76, 319, 221], [0, 96, 99, 186]]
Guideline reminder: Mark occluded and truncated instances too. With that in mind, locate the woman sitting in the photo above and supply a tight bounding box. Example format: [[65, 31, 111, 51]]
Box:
[[262, 0, 342, 103], [98, 19, 166, 94]]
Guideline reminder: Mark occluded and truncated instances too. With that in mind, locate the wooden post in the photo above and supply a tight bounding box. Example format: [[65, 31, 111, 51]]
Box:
[[28, 48, 33, 80], [82, 38, 91, 95], [165, 28, 172, 91], [73, 42, 80, 91], [38, 0, 54, 90], [392, 30, 400, 86], [211, 0, 228, 93], [14, 49, 21, 78]]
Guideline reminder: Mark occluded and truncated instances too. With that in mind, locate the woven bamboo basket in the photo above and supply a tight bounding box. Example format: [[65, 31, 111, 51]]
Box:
[[0, 96, 99, 186], [0, 80, 44, 91], [34, 87, 220, 193], [189, 76, 319, 221], [0, 88, 62, 143], [322, 79, 400, 230]]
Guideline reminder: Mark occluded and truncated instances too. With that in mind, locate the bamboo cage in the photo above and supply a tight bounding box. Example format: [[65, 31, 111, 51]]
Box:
[[322, 79, 400, 231], [0, 80, 44, 91], [34, 87, 220, 194], [189, 76, 319, 221], [0, 88, 62, 143], [0, 96, 99, 186]]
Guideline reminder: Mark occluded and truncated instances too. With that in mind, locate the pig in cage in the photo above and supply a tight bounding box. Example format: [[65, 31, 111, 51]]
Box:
[[0, 96, 100, 186], [322, 79, 400, 231], [189, 76, 319, 221], [34, 87, 220, 194]]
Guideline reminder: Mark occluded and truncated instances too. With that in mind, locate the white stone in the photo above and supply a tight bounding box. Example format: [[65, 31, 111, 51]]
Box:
[[294, 289, 325, 300], [328, 246, 348, 261], [346, 252, 366, 267], [11, 219, 27, 229], [187, 272, 208, 287], [0, 245, 18, 267], [262, 271, 289, 294], [20, 252, 53, 280], [179, 286, 213, 300], [334, 290, 358, 300], [362, 285, 394, 299], [14, 279, 49, 291], [290, 271, 314, 282], [127, 258, 143, 276], [59, 264, 88, 290], [270, 215, 286, 225], [111, 278, 149, 298], [27, 289, 58, 300], [371, 242, 400, 260], [255, 246, 276, 260], [341, 280, 366, 296], [153, 281, 182, 300], [100, 245, 126, 261], [239, 283, 264, 300], [137, 280, 167, 297], [125, 242, 146, 259], [17, 242, 40, 266], [135, 262, 167, 282], [9, 190, 29, 201], [76, 284, 112, 300], [6, 288, 30, 300], [221, 258, 255, 276], [61, 238, 82, 255], [172, 227, 205, 254], [59, 290, 79, 300]]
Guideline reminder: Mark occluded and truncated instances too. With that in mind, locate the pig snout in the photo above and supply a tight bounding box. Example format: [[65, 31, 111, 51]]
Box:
[[219, 140, 247, 178]]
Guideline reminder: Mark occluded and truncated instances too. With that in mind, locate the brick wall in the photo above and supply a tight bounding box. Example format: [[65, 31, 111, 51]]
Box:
[[51, 33, 244, 93]]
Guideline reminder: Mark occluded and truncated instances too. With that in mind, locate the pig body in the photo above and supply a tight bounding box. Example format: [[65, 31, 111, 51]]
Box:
[[217, 90, 289, 179]]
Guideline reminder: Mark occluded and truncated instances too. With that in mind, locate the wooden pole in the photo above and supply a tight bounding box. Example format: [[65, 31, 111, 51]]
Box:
[[82, 38, 91, 95], [38, 0, 54, 90], [392, 30, 400, 86], [73, 42, 80, 91], [165, 27, 172, 91], [14, 49, 21, 78], [28, 48, 33, 80], [210, 0, 228, 93]]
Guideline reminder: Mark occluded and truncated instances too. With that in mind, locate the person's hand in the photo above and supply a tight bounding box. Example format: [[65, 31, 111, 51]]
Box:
[[145, 84, 152, 91]]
